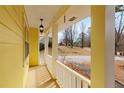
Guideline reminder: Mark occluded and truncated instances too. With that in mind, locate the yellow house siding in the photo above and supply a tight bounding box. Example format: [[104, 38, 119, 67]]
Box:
[[0, 6, 28, 87]]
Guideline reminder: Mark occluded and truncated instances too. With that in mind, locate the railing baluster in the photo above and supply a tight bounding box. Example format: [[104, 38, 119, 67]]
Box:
[[71, 74, 75, 88], [81, 80, 83, 88], [62, 68, 64, 87], [63, 68, 66, 87], [68, 73, 71, 88], [58, 66, 60, 82], [67, 71, 70, 88], [77, 78, 81, 88], [60, 67, 62, 84], [65, 69, 68, 88], [83, 81, 88, 88]]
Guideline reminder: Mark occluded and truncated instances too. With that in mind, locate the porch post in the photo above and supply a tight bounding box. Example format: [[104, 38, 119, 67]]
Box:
[[44, 32, 48, 65], [52, 24, 58, 78], [29, 27, 39, 66], [91, 5, 115, 88]]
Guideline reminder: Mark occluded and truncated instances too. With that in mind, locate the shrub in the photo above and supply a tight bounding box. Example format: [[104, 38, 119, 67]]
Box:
[[39, 43, 44, 51]]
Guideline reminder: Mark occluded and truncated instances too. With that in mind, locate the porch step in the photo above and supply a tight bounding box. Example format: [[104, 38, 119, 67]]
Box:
[[36, 66, 52, 85], [39, 78, 52, 86], [38, 79, 59, 88], [26, 65, 59, 88]]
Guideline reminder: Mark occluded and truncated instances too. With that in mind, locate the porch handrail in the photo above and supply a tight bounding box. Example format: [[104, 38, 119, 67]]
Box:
[[46, 55, 91, 88]]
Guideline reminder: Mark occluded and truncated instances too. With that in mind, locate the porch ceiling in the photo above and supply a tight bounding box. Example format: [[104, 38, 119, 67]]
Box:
[[57, 5, 91, 31], [24, 5, 91, 33], [24, 5, 62, 29]]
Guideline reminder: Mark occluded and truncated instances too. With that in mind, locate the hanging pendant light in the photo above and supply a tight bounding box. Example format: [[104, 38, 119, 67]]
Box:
[[39, 18, 44, 33]]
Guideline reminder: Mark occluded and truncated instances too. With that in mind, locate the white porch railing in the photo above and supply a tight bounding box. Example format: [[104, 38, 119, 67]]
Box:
[[46, 55, 91, 88], [46, 55, 53, 75]]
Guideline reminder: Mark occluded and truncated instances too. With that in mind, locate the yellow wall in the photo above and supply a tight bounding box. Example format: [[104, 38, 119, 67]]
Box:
[[0, 6, 29, 87], [29, 27, 39, 66]]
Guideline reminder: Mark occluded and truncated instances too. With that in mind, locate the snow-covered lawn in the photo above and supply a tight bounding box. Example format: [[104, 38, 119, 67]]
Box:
[[58, 56, 91, 64], [115, 56, 124, 60], [58, 56, 124, 64]]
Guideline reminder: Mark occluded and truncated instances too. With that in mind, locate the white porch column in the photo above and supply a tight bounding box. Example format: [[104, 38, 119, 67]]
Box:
[[91, 5, 115, 88], [44, 32, 48, 65], [52, 24, 58, 77]]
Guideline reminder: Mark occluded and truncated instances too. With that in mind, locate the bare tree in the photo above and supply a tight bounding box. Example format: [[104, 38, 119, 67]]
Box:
[[62, 24, 77, 48], [63, 29, 69, 46], [80, 22, 86, 48], [68, 25, 77, 48], [86, 27, 91, 47], [70, 26, 74, 48], [115, 5, 124, 55]]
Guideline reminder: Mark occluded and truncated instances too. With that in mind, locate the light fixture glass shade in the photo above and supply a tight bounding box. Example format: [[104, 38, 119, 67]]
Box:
[[40, 27, 43, 31], [40, 25, 44, 30]]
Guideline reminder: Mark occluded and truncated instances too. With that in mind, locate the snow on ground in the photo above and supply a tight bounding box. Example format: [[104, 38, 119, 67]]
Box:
[[58, 56, 124, 64], [115, 56, 124, 60], [58, 56, 91, 64]]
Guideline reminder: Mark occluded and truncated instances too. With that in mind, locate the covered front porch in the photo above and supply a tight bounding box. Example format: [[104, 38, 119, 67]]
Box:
[[25, 5, 115, 88]]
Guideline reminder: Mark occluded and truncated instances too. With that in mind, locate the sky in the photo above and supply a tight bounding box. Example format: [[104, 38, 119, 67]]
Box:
[[115, 12, 124, 30], [58, 17, 91, 43]]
